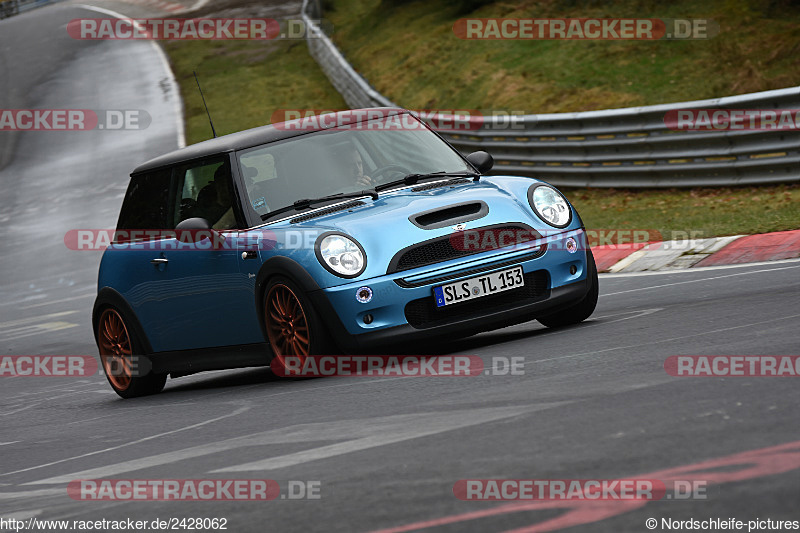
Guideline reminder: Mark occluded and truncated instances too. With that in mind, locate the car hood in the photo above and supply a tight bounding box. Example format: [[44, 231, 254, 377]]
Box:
[[265, 176, 582, 281]]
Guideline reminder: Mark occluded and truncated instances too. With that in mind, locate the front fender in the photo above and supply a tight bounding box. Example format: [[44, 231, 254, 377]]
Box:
[[254, 256, 322, 339]]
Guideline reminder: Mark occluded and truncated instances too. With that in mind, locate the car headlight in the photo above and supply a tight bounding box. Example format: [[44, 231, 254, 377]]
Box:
[[315, 232, 367, 278], [528, 184, 572, 228]]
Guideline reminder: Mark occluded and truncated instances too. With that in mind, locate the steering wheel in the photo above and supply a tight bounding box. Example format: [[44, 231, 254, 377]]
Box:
[[371, 164, 412, 182]]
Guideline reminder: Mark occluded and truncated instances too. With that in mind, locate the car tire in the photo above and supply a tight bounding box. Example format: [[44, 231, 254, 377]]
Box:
[[96, 307, 167, 398], [537, 249, 599, 329], [263, 276, 338, 373]]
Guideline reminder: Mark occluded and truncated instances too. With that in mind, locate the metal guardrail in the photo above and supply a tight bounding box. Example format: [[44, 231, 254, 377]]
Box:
[[301, 0, 395, 109], [300, 0, 800, 187], [440, 90, 800, 188]]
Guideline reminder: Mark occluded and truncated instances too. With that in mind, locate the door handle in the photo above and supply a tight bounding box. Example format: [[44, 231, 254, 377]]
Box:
[[150, 258, 169, 265], [241, 251, 257, 260]]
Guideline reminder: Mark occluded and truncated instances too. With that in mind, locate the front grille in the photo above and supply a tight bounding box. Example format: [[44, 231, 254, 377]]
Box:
[[404, 270, 549, 329], [290, 201, 365, 223], [394, 250, 546, 288], [387, 223, 540, 274]]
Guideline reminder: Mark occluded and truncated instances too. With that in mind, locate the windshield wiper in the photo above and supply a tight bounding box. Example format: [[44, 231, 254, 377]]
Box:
[[374, 171, 479, 193], [260, 190, 378, 221]]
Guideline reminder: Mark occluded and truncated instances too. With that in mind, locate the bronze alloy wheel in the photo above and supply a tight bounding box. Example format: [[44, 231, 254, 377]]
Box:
[[265, 283, 311, 367], [97, 308, 134, 391]]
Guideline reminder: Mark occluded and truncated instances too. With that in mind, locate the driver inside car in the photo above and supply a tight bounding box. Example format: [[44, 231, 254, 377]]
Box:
[[350, 148, 374, 189], [200, 165, 236, 230]]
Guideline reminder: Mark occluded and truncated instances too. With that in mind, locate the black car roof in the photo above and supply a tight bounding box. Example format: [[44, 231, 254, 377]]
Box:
[[131, 107, 408, 176]]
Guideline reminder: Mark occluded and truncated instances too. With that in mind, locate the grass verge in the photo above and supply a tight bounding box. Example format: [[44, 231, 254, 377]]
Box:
[[325, 0, 800, 112], [565, 184, 799, 239]]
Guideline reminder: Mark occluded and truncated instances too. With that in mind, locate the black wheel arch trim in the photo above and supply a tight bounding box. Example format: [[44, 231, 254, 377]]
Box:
[[253, 256, 353, 351], [254, 256, 321, 307], [93, 287, 154, 355]]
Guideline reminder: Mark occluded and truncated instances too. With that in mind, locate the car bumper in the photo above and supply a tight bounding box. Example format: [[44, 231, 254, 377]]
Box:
[[309, 229, 591, 351]]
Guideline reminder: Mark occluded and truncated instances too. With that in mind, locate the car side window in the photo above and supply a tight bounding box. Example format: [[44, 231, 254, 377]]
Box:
[[116, 169, 172, 234], [172, 159, 238, 230]]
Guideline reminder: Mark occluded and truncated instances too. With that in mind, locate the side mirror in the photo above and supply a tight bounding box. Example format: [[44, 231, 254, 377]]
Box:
[[466, 151, 494, 173], [175, 217, 220, 243]]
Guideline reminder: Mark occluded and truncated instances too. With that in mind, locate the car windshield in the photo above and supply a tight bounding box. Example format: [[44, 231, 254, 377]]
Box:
[[236, 112, 472, 219]]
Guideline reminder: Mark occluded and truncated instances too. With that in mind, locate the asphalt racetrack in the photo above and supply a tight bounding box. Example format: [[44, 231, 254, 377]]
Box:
[[1, 3, 799, 532]]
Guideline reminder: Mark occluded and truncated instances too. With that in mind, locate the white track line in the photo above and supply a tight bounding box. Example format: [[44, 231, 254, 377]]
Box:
[[532, 312, 800, 365], [601, 263, 800, 297], [3, 403, 251, 478], [602, 257, 800, 277]]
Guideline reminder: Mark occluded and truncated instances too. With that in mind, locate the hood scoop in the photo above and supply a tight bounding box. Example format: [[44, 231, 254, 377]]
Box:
[[409, 201, 488, 230]]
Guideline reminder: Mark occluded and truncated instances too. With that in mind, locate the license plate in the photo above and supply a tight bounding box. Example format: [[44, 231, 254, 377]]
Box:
[[433, 266, 524, 307]]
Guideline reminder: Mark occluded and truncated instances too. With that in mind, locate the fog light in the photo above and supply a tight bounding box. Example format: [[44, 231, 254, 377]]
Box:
[[356, 286, 373, 303], [566, 237, 578, 254], [570, 265, 577, 275], [363, 314, 374, 324]]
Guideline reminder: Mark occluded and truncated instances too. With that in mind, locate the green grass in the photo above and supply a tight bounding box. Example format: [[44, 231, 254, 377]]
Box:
[[160, 16, 799, 237], [163, 39, 346, 146], [325, 0, 800, 111], [566, 183, 800, 238]]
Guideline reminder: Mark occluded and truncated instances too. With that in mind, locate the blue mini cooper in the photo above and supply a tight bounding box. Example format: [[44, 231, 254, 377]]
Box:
[[93, 109, 597, 397]]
